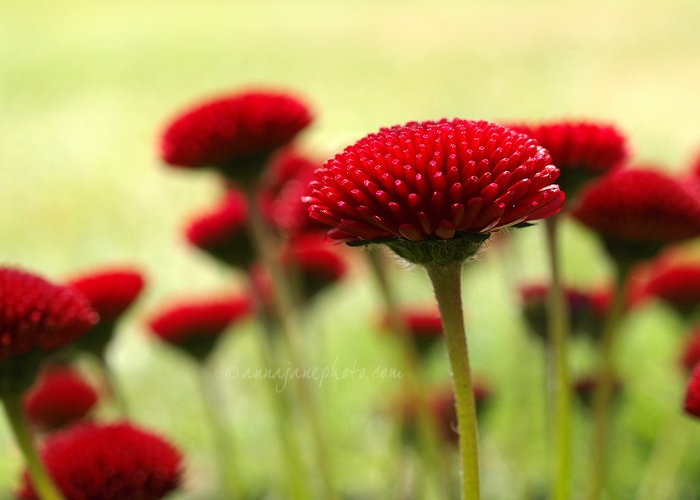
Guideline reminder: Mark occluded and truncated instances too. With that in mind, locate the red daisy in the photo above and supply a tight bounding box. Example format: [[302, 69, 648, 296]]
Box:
[[68, 268, 145, 323], [160, 90, 313, 183], [185, 189, 254, 269], [681, 326, 700, 372], [508, 121, 628, 197], [520, 284, 595, 340], [259, 150, 328, 234], [0, 268, 97, 363], [17, 422, 183, 500], [571, 168, 700, 251], [305, 119, 565, 262], [148, 295, 254, 360], [23, 366, 98, 432], [283, 234, 349, 298], [381, 306, 444, 357], [685, 363, 700, 418], [645, 261, 700, 314]]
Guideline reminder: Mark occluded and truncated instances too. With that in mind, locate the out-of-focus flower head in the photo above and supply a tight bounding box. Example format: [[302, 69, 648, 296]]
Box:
[[147, 295, 254, 362], [23, 365, 98, 433], [306, 119, 565, 265], [573, 375, 623, 409], [259, 149, 329, 235], [0, 268, 97, 391], [16, 422, 183, 500], [283, 234, 349, 301], [685, 363, 700, 418], [67, 267, 145, 358], [185, 188, 255, 269], [508, 121, 628, 198], [681, 326, 700, 372], [381, 306, 444, 357], [520, 284, 595, 340], [644, 259, 700, 319], [571, 168, 700, 264], [160, 90, 313, 185]]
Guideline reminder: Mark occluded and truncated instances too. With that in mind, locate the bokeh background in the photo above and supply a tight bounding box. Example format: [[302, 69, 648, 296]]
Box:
[[2, 0, 700, 498]]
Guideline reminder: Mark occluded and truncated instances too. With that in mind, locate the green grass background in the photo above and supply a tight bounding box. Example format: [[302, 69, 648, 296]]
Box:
[[2, 0, 700, 497]]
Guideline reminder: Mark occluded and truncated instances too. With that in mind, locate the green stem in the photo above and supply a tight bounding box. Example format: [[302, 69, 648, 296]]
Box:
[[245, 192, 337, 499], [255, 317, 312, 499], [367, 248, 453, 498], [425, 262, 480, 500], [544, 216, 572, 500], [96, 355, 129, 415], [2, 393, 65, 500], [587, 261, 632, 500], [199, 364, 245, 499]]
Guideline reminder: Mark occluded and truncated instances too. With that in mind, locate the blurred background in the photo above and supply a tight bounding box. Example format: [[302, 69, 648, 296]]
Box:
[[2, 0, 700, 497]]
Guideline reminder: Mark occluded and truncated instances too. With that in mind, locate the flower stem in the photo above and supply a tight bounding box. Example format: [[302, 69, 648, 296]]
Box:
[[367, 248, 452, 497], [95, 354, 129, 415], [245, 192, 336, 499], [544, 216, 572, 500], [425, 261, 479, 500], [198, 364, 245, 499], [2, 392, 65, 500], [587, 261, 632, 500]]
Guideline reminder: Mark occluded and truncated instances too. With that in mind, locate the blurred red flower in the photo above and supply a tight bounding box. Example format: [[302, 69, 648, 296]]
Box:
[[68, 268, 145, 323]]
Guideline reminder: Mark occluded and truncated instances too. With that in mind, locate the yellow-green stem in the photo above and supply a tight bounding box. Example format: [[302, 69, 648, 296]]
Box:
[[245, 192, 336, 499], [198, 364, 245, 499], [544, 216, 572, 500], [96, 355, 129, 415], [367, 248, 452, 497], [587, 262, 632, 500], [2, 393, 65, 500], [425, 262, 480, 500]]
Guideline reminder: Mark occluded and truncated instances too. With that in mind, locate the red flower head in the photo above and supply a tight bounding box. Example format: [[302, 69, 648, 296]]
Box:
[[644, 261, 700, 318], [0, 268, 97, 372], [382, 306, 444, 357], [185, 189, 254, 269], [148, 295, 254, 361], [681, 326, 700, 372], [573, 375, 623, 408], [23, 366, 98, 432], [305, 119, 565, 265], [283, 234, 349, 300], [520, 284, 595, 340], [571, 168, 700, 263], [508, 121, 628, 198], [68, 268, 145, 323], [259, 150, 329, 234], [685, 363, 700, 418], [17, 422, 183, 500], [160, 90, 313, 185]]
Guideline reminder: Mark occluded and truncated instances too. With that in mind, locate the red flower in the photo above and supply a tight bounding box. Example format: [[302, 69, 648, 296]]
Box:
[[185, 189, 254, 269], [645, 261, 700, 312], [381, 306, 444, 357], [283, 234, 349, 290], [148, 296, 254, 360], [68, 268, 145, 323], [259, 150, 328, 234], [520, 284, 595, 339], [306, 120, 565, 246], [160, 90, 312, 182], [573, 375, 623, 408], [685, 363, 700, 418], [571, 168, 700, 244], [681, 326, 700, 372], [23, 366, 98, 432], [0, 268, 97, 362], [17, 422, 183, 500], [508, 121, 628, 196]]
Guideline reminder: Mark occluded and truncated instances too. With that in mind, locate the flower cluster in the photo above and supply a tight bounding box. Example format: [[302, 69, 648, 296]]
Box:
[[16, 422, 183, 500]]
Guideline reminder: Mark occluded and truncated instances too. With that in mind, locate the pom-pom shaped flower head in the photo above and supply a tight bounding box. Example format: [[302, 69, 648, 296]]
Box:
[[571, 168, 700, 266], [685, 363, 700, 418], [148, 296, 254, 362], [520, 284, 599, 341], [160, 90, 313, 187], [16, 422, 183, 500], [68, 268, 145, 359], [645, 261, 700, 320], [508, 121, 628, 199], [283, 234, 349, 302], [185, 189, 255, 269], [382, 306, 444, 358], [259, 150, 329, 235], [306, 119, 565, 265], [23, 366, 98, 433], [681, 326, 700, 372], [0, 268, 97, 393]]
